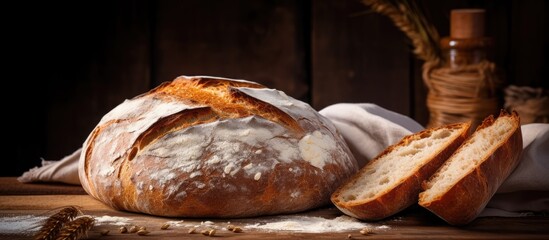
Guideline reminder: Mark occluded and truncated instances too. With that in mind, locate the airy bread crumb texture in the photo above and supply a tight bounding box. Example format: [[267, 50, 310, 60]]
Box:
[[339, 126, 463, 203], [420, 115, 515, 202]]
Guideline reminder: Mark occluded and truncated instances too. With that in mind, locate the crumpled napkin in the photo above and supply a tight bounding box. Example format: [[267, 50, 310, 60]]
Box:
[[18, 103, 549, 217], [319, 103, 424, 167], [18, 148, 81, 185]]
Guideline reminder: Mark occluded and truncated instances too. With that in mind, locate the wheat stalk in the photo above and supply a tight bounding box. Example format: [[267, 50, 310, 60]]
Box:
[[55, 216, 95, 240], [34, 207, 81, 240], [362, 0, 441, 64]]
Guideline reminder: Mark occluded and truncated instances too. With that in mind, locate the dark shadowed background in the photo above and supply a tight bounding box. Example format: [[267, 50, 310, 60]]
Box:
[[4, 0, 547, 177]]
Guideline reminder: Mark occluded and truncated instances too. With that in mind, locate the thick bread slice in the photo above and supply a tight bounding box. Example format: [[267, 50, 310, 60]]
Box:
[[419, 111, 523, 225], [331, 122, 471, 220]]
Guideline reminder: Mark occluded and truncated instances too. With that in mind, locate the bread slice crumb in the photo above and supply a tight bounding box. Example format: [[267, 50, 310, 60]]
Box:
[[418, 111, 522, 225], [332, 122, 470, 220]]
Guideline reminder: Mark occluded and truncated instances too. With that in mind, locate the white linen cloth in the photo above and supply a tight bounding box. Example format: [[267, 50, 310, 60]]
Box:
[[18, 148, 81, 185], [319, 103, 424, 167], [18, 103, 548, 217]]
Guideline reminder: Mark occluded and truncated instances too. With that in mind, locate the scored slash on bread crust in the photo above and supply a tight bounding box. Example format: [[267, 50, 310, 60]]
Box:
[[418, 110, 523, 225], [155, 77, 305, 136], [331, 121, 471, 220]]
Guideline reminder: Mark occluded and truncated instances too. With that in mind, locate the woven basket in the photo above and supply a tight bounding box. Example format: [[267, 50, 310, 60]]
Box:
[[423, 60, 503, 129], [504, 85, 549, 124]]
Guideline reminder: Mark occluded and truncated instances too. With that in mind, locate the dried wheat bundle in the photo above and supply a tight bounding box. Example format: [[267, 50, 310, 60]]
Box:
[[34, 207, 81, 240], [362, 0, 441, 64], [55, 216, 95, 240]]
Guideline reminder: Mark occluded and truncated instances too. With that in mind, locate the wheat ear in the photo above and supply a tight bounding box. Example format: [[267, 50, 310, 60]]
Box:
[[55, 216, 95, 240], [34, 206, 81, 240], [362, 0, 441, 64]]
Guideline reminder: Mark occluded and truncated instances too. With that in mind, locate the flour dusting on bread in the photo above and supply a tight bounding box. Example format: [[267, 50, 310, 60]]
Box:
[[79, 75, 357, 217]]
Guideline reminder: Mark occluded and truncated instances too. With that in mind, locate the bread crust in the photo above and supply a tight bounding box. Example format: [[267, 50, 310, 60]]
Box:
[[78, 76, 358, 217], [418, 111, 523, 225], [331, 122, 470, 220]]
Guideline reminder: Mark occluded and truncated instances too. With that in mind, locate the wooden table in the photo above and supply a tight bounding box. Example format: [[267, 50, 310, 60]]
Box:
[[1, 177, 548, 239]]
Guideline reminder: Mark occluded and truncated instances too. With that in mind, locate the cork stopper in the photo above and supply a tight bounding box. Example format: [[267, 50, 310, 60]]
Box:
[[450, 9, 485, 39]]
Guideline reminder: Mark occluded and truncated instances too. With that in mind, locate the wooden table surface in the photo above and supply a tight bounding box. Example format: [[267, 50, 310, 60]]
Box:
[[1, 177, 548, 239]]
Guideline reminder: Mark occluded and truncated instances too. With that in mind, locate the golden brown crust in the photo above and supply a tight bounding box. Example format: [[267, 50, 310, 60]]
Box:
[[331, 122, 471, 220], [156, 76, 303, 135], [79, 76, 358, 218], [418, 111, 523, 225]]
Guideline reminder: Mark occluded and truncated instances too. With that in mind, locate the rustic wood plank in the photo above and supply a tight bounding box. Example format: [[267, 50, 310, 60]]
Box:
[[311, 0, 411, 114], [0, 177, 85, 195], [507, 0, 548, 88], [0, 195, 110, 211], [152, 0, 310, 102], [1, 176, 548, 238], [5, 1, 153, 177], [1, 195, 548, 239], [44, 0, 153, 161], [6, 0, 548, 179]]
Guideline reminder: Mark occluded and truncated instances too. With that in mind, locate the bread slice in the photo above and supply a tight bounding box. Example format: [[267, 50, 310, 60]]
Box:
[[419, 111, 523, 225], [331, 121, 471, 220]]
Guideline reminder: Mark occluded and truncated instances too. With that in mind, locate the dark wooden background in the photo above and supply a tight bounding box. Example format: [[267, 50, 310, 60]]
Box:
[[4, 0, 547, 177]]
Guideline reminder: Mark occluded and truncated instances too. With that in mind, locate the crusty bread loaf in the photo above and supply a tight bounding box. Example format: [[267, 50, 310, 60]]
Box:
[[419, 111, 522, 225], [78, 75, 358, 217], [331, 122, 471, 220]]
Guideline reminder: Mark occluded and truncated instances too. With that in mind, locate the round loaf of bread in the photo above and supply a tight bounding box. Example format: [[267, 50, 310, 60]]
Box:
[[78, 76, 358, 217]]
